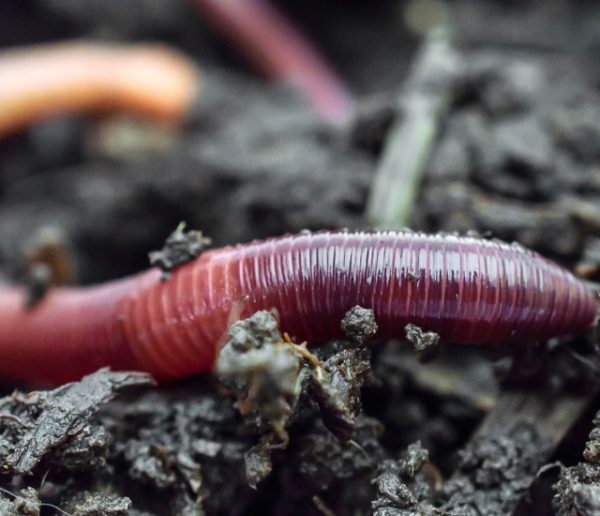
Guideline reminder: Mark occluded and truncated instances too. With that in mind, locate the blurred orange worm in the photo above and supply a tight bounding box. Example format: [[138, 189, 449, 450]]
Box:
[[0, 42, 200, 138]]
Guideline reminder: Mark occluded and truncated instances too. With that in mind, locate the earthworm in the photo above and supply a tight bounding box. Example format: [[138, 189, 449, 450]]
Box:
[[0, 42, 199, 138], [0, 231, 595, 385], [194, 0, 352, 122]]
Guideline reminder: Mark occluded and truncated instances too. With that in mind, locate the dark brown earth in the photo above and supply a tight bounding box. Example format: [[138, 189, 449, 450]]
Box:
[[1, 1, 600, 514]]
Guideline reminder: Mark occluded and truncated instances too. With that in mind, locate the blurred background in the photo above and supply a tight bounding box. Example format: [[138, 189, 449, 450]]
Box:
[[3, 0, 600, 286]]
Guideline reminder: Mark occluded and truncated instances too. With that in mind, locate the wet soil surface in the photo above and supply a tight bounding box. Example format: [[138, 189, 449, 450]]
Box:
[[2, 1, 600, 514]]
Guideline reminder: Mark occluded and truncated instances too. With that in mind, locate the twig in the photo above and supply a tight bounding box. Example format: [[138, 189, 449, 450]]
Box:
[[366, 28, 461, 228], [475, 388, 599, 445]]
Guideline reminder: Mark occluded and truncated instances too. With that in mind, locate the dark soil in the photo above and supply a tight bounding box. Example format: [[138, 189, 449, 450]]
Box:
[[2, 1, 600, 515]]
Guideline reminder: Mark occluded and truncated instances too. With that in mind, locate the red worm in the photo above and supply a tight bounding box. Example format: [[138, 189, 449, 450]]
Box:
[[194, 0, 352, 122], [0, 231, 595, 385]]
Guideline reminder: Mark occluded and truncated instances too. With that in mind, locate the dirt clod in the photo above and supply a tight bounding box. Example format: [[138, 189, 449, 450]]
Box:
[[371, 441, 439, 516], [404, 324, 440, 352], [554, 409, 600, 515], [0, 487, 41, 515], [441, 422, 547, 515], [148, 222, 211, 279], [341, 305, 378, 344], [312, 346, 372, 442], [217, 310, 303, 443], [217, 309, 377, 488], [64, 491, 132, 515]]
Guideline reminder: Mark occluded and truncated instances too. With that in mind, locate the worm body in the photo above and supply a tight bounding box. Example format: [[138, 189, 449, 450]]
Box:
[[195, 0, 352, 122], [0, 231, 595, 384], [0, 43, 199, 138]]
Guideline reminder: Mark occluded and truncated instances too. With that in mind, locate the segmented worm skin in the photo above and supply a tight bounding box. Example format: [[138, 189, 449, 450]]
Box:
[[0, 231, 595, 385]]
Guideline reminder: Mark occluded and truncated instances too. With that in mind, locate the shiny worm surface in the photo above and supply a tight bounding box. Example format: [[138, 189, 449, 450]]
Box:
[[0, 231, 595, 384]]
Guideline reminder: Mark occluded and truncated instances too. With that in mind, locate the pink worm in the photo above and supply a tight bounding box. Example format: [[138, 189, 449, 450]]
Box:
[[0, 231, 595, 385], [195, 0, 352, 122]]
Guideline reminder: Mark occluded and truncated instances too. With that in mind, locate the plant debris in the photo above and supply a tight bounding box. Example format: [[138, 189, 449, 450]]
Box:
[[24, 226, 75, 287], [23, 263, 51, 309], [148, 222, 211, 279], [0, 368, 153, 475], [23, 227, 76, 308]]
